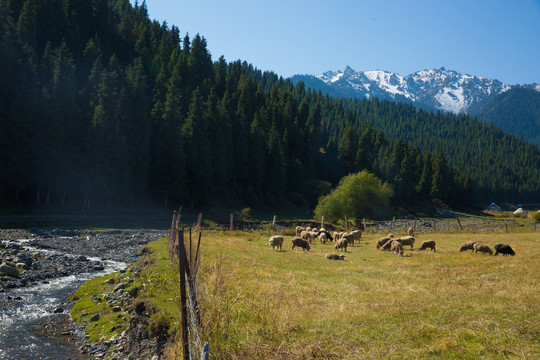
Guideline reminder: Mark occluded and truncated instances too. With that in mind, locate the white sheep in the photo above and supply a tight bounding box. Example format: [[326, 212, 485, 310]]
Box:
[[269, 236, 284, 251]]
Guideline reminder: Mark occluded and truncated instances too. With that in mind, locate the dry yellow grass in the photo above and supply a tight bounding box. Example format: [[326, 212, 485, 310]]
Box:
[[172, 231, 540, 359]]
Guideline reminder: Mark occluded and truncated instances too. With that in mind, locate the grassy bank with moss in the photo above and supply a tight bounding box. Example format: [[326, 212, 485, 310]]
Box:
[[71, 229, 540, 359]]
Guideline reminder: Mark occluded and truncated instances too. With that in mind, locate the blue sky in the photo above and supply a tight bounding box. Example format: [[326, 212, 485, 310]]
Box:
[[136, 0, 540, 85]]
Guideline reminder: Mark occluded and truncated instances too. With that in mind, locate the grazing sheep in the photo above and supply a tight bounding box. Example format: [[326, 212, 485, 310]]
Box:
[[319, 232, 327, 244], [316, 230, 334, 242], [325, 253, 345, 260], [381, 239, 396, 251], [334, 238, 348, 252], [459, 241, 477, 252], [376, 237, 392, 250], [300, 230, 314, 243], [494, 243, 515, 256], [351, 230, 362, 243], [312, 228, 318, 233], [269, 236, 284, 251], [305, 227, 312, 233], [295, 226, 305, 237], [292, 237, 311, 251], [386, 233, 395, 238], [332, 231, 341, 242], [419, 240, 436, 252], [396, 236, 415, 250], [408, 227, 414, 237], [340, 232, 355, 247], [390, 241, 404, 256], [319, 227, 326, 233], [473, 243, 493, 255]]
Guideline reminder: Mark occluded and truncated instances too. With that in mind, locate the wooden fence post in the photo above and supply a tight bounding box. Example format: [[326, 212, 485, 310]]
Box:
[[345, 216, 348, 231], [456, 217, 463, 231], [176, 229, 190, 360], [432, 220, 436, 232], [197, 213, 203, 231], [272, 215, 276, 232], [321, 216, 325, 230], [363, 218, 367, 232], [229, 213, 234, 231]]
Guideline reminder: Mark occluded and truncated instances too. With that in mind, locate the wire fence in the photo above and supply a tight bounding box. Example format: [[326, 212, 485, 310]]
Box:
[[168, 210, 209, 360]]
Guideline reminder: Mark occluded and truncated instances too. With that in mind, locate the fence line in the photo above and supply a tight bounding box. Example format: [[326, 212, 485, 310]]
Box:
[[169, 212, 208, 360]]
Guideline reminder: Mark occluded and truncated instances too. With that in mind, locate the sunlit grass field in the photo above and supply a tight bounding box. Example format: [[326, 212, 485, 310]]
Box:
[[191, 230, 539, 359]]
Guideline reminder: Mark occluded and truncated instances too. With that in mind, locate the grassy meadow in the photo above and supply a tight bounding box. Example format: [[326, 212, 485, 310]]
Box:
[[71, 229, 540, 359], [190, 230, 539, 359]]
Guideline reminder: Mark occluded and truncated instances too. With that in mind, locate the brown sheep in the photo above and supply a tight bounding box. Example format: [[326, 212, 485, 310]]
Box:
[[381, 239, 396, 251], [396, 236, 415, 250], [376, 237, 392, 250], [459, 241, 477, 252], [419, 240, 436, 252], [269, 235, 284, 251], [292, 237, 311, 251], [340, 232, 355, 247], [390, 241, 404, 256], [494, 243, 515, 256], [325, 253, 345, 260], [473, 243, 493, 255], [408, 227, 414, 237], [350, 230, 362, 243], [334, 238, 348, 252]]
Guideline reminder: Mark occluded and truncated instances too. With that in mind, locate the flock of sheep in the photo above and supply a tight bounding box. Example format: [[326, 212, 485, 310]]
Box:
[[268, 226, 516, 259]]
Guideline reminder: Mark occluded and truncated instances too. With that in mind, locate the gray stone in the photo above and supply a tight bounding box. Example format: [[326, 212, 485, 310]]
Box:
[[0, 263, 20, 277], [16, 262, 29, 270], [90, 314, 100, 322]]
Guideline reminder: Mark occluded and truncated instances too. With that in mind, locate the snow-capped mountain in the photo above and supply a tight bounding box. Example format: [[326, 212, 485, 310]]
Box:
[[291, 66, 512, 114]]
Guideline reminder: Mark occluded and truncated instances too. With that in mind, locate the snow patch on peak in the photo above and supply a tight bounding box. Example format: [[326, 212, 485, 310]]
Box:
[[316, 70, 343, 83], [435, 87, 467, 113], [535, 84, 540, 92]]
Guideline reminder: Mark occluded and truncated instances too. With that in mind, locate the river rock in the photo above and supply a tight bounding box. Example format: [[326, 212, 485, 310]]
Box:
[[0, 263, 20, 277], [16, 262, 29, 270], [32, 261, 44, 270]]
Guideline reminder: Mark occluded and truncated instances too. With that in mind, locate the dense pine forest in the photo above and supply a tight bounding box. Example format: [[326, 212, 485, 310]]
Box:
[[1, 0, 539, 213]]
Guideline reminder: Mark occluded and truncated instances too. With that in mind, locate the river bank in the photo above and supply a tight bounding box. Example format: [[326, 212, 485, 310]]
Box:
[[0, 228, 168, 359]]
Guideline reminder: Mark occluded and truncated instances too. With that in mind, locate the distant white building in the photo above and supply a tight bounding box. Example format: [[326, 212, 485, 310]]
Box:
[[513, 208, 526, 215], [485, 203, 501, 211]]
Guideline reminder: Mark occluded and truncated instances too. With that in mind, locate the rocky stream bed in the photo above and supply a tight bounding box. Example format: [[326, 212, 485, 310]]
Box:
[[0, 228, 168, 359]]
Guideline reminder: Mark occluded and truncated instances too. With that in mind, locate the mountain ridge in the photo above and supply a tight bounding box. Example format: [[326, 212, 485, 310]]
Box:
[[290, 67, 540, 145]]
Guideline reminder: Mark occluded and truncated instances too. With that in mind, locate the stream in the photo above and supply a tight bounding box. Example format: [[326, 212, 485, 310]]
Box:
[[0, 257, 125, 359], [0, 228, 167, 359]]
